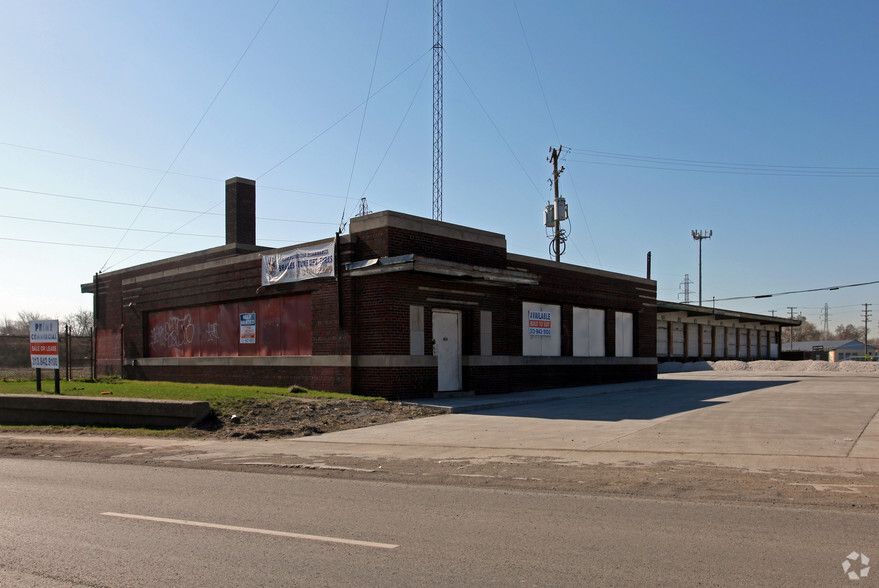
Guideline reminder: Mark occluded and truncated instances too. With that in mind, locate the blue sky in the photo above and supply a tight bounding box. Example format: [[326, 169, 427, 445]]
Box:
[[2, 1, 878, 332]]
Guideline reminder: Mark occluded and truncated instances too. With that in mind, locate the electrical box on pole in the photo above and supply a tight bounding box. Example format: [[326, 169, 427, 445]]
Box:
[[546, 145, 568, 262]]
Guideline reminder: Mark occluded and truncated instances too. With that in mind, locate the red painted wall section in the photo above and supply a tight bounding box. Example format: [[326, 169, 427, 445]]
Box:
[[217, 303, 239, 356], [283, 295, 312, 355], [146, 295, 312, 358], [95, 328, 121, 376]]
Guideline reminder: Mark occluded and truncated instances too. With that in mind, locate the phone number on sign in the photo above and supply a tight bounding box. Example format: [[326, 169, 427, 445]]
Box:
[[31, 356, 59, 368]]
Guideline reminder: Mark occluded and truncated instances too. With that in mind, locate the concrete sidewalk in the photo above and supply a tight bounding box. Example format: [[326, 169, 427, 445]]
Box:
[[404, 378, 671, 413]]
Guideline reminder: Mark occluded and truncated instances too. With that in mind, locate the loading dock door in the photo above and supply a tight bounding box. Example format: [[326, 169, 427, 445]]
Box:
[[433, 310, 461, 392]]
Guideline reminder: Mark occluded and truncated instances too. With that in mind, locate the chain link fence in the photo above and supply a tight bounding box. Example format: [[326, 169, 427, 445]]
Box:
[[0, 333, 94, 380]]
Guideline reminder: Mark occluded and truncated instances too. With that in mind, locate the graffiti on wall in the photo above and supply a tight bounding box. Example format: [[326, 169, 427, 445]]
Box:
[[202, 321, 220, 343], [146, 295, 312, 358], [149, 314, 195, 351]]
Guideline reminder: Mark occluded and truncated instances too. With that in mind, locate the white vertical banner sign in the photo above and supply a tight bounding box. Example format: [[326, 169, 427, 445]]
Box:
[[30, 320, 60, 369]]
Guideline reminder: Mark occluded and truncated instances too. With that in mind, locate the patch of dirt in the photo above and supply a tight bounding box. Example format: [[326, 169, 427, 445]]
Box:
[[196, 397, 445, 440]]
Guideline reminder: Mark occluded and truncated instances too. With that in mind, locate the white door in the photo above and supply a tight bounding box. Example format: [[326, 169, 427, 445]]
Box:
[[433, 311, 461, 392]]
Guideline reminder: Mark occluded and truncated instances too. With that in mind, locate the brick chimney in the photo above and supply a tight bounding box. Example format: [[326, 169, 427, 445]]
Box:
[[225, 177, 256, 246]]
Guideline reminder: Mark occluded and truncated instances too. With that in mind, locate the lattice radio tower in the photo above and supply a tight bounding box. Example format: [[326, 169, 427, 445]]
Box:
[[432, 0, 443, 221]]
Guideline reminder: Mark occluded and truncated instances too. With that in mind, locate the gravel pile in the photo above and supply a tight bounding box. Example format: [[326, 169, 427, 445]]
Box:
[[659, 359, 879, 374]]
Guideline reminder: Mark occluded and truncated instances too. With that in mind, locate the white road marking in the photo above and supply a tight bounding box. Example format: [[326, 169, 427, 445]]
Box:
[[100, 512, 399, 549], [789, 483, 874, 494]]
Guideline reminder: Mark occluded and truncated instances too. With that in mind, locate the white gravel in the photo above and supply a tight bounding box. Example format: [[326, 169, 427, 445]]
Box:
[[658, 359, 879, 374]]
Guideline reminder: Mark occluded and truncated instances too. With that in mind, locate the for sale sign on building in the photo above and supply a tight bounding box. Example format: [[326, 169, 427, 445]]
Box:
[[30, 319, 59, 369], [239, 313, 256, 344]]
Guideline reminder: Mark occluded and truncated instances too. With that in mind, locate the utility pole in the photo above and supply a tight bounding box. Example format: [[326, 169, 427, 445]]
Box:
[[691, 229, 712, 307], [787, 306, 797, 351], [547, 145, 567, 262], [768, 310, 777, 317], [863, 303, 872, 360]]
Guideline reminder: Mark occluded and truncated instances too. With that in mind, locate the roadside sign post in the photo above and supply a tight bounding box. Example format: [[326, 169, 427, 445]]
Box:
[[30, 320, 60, 394]]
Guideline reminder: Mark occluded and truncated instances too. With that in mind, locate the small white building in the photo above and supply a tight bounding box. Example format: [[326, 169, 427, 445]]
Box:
[[788, 340, 877, 362]]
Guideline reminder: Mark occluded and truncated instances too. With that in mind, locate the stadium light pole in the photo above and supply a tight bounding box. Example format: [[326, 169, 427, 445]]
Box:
[[691, 229, 712, 307]]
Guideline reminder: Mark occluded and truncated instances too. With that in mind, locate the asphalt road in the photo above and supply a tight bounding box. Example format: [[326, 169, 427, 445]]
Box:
[[1, 457, 876, 586]]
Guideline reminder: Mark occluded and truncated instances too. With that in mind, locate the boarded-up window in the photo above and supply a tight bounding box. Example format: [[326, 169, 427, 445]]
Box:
[[410, 306, 424, 355], [615, 311, 634, 357], [522, 302, 561, 357], [480, 310, 492, 356], [573, 307, 605, 357], [147, 294, 312, 358]]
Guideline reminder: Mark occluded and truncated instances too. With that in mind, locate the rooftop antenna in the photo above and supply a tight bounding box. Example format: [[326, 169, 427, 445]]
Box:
[[354, 197, 372, 218], [432, 0, 443, 221]]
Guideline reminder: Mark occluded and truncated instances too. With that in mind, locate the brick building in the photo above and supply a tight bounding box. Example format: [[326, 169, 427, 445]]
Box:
[[83, 177, 657, 399]]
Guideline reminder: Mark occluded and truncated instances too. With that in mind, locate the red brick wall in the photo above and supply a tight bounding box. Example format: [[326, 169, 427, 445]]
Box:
[[94, 217, 656, 398]]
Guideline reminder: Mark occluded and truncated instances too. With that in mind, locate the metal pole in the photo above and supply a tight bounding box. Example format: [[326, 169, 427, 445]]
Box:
[[65, 324, 71, 381], [697, 239, 702, 306], [691, 230, 712, 307]]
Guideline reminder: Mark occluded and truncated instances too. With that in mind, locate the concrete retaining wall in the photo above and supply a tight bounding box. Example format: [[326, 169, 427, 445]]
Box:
[[0, 395, 211, 429]]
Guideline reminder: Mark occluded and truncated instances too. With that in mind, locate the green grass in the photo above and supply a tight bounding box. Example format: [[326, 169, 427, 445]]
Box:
[[0, 378, 381, 403]]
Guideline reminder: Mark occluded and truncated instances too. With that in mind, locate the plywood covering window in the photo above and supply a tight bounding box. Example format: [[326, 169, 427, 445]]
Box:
[[147, 294, 312, 358], [573, 307, 605, 357], [615, 311, 634, 357]]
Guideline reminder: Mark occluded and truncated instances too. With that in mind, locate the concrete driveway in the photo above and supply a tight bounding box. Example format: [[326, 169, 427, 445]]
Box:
[[285, 370, 879, 474]]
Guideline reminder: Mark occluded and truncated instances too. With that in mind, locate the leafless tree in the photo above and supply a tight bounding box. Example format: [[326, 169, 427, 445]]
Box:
[[834, 323, 864, 341], [62, 308, 94, 337], [782, 316, 822, 343]]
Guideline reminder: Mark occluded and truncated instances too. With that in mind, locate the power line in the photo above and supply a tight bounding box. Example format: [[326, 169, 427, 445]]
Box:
[[0, 141, 358, 202], [512, 1, 559, 141], [0, 236, 184, 255], [340, 0, 390, 234], [444, 49, 544, 199], [0, 140, 222, 182], [357, 64, 431, 203], [0, 185, 334, 225], [258, 48, 432, 180], [567, 148, 879, 178], [101, 0, 281, 271], [0, 214, 299, 244], [713, 279, 879, 302]]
